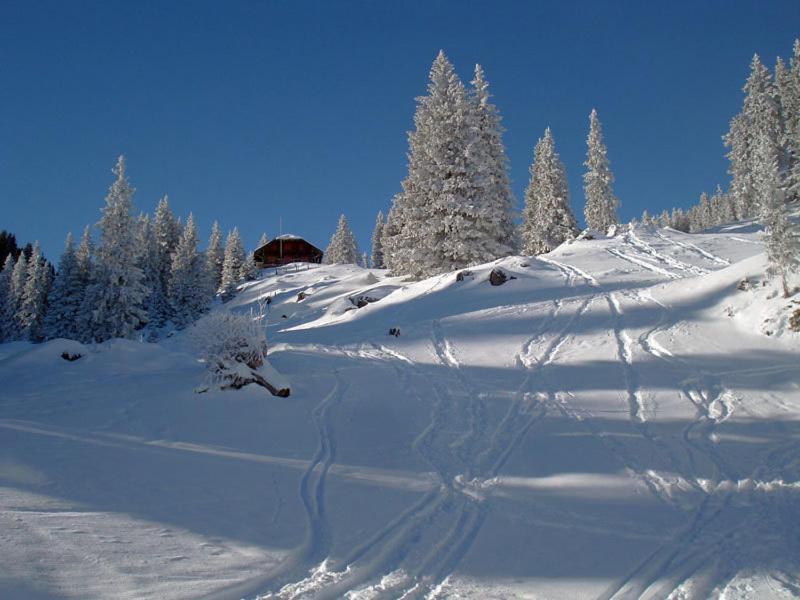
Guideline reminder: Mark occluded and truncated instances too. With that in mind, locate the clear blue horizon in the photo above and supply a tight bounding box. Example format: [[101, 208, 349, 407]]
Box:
[[2, 1, 799, 262]]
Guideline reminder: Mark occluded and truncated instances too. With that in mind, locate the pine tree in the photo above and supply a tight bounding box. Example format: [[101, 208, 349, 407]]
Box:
[[381, 197, 405, 274], [370, 211, 385, 269], [239, 251, 258, 281], [325, 214, 359, 264], [219, 227, 245, 297], [640, 210, 654, 227], [698, 192, 713, 231], [257, 232, 269, 248], [384, 52, 514, 278], [521, 128, 578, 254], [756, 132, 799, 297], [135, 214, 161, 323], [783, 40, 800, 200], [583, 109, 620, 232], [467, 64, 516, 257], [205, 221, 225, 294], [0, 254, 15, 341], [6, 253, 29, 339], [43, 233, 86, 339], [711, 185, 736, 225], [726, 55, 783, 219], [151, 195, 180, 324], [80, 156, 149, 342], [168, 214, 210, 327], [17, 242, 51, 341]]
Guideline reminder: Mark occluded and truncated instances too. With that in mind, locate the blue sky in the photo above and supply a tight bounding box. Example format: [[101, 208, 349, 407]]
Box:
[[1, 1, 799, 261]]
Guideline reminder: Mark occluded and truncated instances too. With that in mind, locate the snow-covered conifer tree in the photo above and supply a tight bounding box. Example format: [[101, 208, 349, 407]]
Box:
[[135, 214, 161, 323], [370, 211, 385, 269], [726, 55, 783, 219], [325, 214, 359, 264], [781, 40, 800, 200], [640, 210, 654, 227], [466, 64, 516, 258], [6, 253, 28, 339], [756, 132, 799, 296], [168, 214, 210, 327], [205, 221, 225, 294], [384, 53, 514, 278], [17, 242, 51, 341], [583, 109, 620, 232], [219, 227, 245, 297], [381, 198, 406, 274], [257, 232, 269, 248], [80, 156, 149, 341], [0, 254, 15, 341], [151, 195, 181, 324], [711, 185, 736, 225], [521, 128, 578, 254], [239, 250, 258, 281], [44, 233, 85, 339]]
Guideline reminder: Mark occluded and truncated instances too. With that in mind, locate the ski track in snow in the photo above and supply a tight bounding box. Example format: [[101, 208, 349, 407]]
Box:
[[254, 373, 347, 599], [655, 230, 731, 266], [261, 281, 586, 598], [600, 292, 800, 600], [260, 236, 794, 600], [4, 232, 796, 600]]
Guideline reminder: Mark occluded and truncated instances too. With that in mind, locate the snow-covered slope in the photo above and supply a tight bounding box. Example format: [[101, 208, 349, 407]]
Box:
[[1, 224, 798, 600]]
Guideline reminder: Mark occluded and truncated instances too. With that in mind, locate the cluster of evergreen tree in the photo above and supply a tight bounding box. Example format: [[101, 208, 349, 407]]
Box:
[[0, 231, 36, 268], [637, 41, 799, 294], [725, 43, 800, 219], [638, 185, 736, 233], [381, 52, 517, 278], [0, 156, 259, 344], [375, 52, 622, 277]]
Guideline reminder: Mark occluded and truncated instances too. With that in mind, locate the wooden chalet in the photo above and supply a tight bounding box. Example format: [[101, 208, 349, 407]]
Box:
[[253, 234, 324, 267]]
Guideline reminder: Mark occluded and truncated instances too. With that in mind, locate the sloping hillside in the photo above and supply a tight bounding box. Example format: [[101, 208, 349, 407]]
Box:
[[1, 223, 798, 600]]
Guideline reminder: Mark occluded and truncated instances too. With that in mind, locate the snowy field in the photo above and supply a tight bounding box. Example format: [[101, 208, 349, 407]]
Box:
[[1, 223, 799, 599]]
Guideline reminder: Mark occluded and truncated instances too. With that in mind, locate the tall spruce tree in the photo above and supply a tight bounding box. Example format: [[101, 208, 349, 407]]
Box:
[[135, 214, 161, 323], [467, 64, 516, 257], [169, 214, 209, 327], [521, 128, 578, 254], [206, 221, 225, 294], [81, 156, 149, 342], [325, 214, 359, 264], [756, 132, 799, 297], [239, 251, 258, 281], [7, 253, 28, 339], [370, 211, 385, 269], [219, 228, 245, 297], [17, 242, 51, 341], [385, 52, 514, 278], [725, 55, 782, 219], [784, 40, 800, 200], [583, 109, 619, 232], [44, 233, 85, 340], [0, 254, 15, 341], [152, 195, 181, 324]]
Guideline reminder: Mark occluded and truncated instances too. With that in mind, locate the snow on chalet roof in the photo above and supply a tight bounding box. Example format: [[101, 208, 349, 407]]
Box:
[[276, 234, 301, 240]]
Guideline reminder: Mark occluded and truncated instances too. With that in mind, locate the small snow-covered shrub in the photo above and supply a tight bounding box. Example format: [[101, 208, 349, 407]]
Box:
[[189, 311, 267, 378]]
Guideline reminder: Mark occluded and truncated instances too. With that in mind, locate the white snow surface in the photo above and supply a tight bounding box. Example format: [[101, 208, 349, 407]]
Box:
[[1, 223, 799, 599]]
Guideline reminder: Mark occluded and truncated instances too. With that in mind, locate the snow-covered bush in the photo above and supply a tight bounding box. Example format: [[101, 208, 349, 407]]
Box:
[[189, 311, 267, 378]]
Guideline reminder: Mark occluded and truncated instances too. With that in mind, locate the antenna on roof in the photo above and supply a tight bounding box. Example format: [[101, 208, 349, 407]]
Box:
[[279, 217, 283, 263]]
